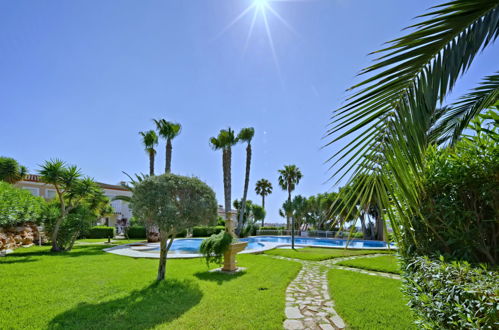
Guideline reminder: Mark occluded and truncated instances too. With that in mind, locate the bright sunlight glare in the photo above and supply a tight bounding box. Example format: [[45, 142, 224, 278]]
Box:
[[215, 0, 307, 80]]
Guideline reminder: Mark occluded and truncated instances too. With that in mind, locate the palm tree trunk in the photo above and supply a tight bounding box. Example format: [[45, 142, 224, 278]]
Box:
[[223, 148, 233, 236], [149, 151, 155, 176], [288, 188, 295, 249], [261, 195, 265, 210], [360, 211, 367, 238], [236, 144, 251, 236], [157, 230, 175, 281], [165, 139, 172, 173]]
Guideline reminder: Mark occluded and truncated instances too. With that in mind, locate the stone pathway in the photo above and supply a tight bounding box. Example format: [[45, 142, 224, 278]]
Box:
[[268, 253, 400, 330], [271, 256, 345, 330]]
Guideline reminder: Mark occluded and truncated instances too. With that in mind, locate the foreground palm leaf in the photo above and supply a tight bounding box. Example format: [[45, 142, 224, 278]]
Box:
[[327, 0, 499, 250]]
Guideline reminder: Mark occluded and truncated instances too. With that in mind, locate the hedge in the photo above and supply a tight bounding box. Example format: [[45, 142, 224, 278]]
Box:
[[126, 226, 146, 239], [403, 256, 498, 329], [88, 226, 115, 239], [192, 226, 225, 237], [259, 226, 285, 230]]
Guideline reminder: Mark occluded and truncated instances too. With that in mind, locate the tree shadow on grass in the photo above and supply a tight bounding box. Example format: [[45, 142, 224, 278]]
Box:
[[48, 279, 202, 330], [9, 245, 107, 259], [194, 270, 245, 285], [0, 257, 38, 264]]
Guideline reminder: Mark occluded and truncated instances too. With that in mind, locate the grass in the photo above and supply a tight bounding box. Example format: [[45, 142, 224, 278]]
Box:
[[337, 255, 401, 274], [76, 238, 146, 244], [328, 269, 415, 329], [264, 247, 392, 261], [0, 245, 300, 329]]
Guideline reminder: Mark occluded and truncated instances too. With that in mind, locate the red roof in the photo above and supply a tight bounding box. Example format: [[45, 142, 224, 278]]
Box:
[[23, 174, 129, 192]]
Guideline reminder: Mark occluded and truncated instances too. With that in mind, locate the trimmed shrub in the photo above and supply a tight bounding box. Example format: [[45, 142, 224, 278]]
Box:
[[126, 226, 146, 239], [352, 232, 364, 239], [403, 256, 498, 329], [192, 226, 225, 237], [0, 182, 45, 226], [88, 226, 114, 239], [260, 226, 285, 230]]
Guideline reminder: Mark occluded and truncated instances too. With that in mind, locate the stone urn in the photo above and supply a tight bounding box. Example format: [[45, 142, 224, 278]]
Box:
[[222, 241, 248, 272]]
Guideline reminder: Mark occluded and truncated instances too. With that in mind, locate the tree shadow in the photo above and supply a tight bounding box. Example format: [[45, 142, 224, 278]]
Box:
[[48, 279, 202, 329], [0, 257, 38, 264], [9, 245, 107, 259], [194, 270, 245, 285]]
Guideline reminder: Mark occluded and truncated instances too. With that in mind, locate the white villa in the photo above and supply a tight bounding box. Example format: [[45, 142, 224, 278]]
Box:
[[15, 174, 132, 228]]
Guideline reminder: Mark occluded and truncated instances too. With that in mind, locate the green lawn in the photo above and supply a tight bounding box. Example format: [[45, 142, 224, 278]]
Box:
[[0, 245, 300, 329], [264, 247, 392, 261], [336, 255, 401, 274], [328, 269, 415, 329], [75, 238, 146, 244]]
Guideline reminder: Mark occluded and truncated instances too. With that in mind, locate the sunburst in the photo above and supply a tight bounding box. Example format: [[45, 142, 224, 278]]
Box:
[[217, 0, 306, 76]]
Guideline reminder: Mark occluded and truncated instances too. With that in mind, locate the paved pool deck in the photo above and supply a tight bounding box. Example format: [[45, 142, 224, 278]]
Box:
[[104, 236, 395, 259]]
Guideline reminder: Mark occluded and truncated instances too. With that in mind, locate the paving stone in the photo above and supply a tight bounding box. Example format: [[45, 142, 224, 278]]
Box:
[[283, 319, 304, 330], [331, 315, 346, 329], [285, 307, 304, 319]]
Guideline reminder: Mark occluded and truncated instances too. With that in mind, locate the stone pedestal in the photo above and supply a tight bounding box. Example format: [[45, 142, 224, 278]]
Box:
[[222, 241, 248, 272]]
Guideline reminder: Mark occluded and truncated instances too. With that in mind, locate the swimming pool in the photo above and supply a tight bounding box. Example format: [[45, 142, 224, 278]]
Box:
[[104, 235, 393, 259]]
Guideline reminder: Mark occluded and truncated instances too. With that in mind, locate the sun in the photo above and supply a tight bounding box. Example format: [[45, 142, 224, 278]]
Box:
[[253, 0, 269, 10], [215, 0, 301, 78]]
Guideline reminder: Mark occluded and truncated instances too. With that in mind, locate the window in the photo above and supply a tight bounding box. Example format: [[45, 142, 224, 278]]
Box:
[[46, 189, 57, 200], [22, 187, 39, 196]]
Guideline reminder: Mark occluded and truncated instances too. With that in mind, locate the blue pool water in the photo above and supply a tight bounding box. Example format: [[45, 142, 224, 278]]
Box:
[[247, 236, 392, 248], [146, 236, 392, 254]]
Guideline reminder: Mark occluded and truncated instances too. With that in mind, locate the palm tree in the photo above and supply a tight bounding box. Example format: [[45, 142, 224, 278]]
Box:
[[278, 165, 303, 248], [153, 119, 181, 173], [0, 157, 27, 183], [235, 127, 255, 236], [255, 178, 273, 214], [326, 0, 499, 252], [38, 159, 97, 252], [139, 130, 158, 176], [210, 128, 239, 235]]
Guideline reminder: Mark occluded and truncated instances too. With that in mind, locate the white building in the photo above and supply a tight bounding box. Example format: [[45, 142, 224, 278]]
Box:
[[15, 174, 132, 228]]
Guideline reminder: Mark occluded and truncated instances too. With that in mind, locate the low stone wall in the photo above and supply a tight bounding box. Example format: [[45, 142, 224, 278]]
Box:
[[0, 222, 45, 251]]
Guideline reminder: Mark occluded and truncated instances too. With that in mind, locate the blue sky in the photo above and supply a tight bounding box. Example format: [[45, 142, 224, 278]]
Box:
[[1, 0, 497, 223]]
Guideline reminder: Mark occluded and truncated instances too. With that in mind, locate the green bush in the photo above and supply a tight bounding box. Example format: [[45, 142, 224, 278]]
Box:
[[192, 226, 225, 237], [126, 226, 146, 239], [260, 226, 285, 230], [352, 232, 364, 239], [43, 203, 95, 250], [403, 256, 498, 329], [401, 129, 498, 264], [88, 226, 114, 239], [199, 231, 233, 266], [0, 182, 45, 226]]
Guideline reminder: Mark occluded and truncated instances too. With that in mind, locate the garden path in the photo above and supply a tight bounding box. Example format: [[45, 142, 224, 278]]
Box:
[[267, 253, 399, 330]]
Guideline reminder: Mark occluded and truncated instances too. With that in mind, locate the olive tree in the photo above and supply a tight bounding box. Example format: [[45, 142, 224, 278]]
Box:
[[131, 174, 218, 281]]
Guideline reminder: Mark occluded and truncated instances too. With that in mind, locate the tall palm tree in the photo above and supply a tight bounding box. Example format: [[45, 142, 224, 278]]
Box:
[[153, 119, 182, 173], [139, 130, 158, 176], [210, 128, 239, 235], [326, 0, 499, 252], [235, 127, 255, 236], [278, 164, 303, 248], [255, 178, 273, 212]]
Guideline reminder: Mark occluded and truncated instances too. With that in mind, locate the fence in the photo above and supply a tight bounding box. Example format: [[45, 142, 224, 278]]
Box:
[[256, 229, 350, 238]]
